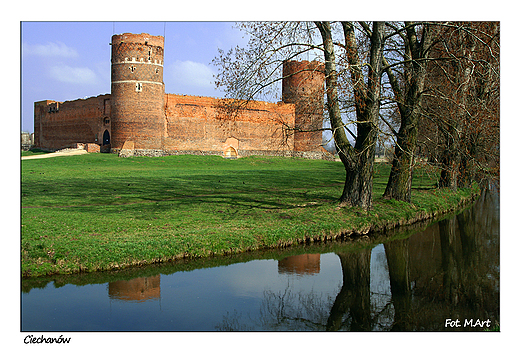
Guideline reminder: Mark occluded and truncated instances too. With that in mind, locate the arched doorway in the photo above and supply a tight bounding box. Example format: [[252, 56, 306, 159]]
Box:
[[223, 137, 239, 159], [224, 146, 237, 159], [103, 130, 110, 145]]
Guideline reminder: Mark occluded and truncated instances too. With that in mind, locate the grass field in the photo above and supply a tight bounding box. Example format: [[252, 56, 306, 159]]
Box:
[[21, 153, 478, 277], [21, 148, 53, 157]]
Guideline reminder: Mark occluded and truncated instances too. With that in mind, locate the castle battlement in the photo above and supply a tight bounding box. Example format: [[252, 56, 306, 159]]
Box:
[[112, 58, 164, 66]]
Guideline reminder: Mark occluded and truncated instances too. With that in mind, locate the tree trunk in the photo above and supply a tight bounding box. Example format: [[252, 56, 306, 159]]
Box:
[[351, 22, 383, 209], [439, 128, 460, 189], [457, 139, 477, 188], [383, 23, 432, 202], [315, 21, 383, 210], [321, 21, 384, 210], [384, 130, 417, 201], [437, 23, 476, 190], [339, 155, 375, 208]]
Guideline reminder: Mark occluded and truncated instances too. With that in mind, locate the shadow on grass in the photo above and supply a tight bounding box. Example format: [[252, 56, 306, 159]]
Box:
[[22, 169, 342, 212]]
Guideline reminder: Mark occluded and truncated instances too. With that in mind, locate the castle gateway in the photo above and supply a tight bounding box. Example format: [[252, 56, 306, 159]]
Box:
[[34, 33, 331, 159]]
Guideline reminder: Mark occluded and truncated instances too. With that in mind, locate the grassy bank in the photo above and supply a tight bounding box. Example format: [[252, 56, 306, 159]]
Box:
[[21, 154, 478, 277]]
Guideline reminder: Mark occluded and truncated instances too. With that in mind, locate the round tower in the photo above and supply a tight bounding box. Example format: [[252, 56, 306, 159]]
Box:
[[110, 33, 165, 151], [282, 60, 325, 152]]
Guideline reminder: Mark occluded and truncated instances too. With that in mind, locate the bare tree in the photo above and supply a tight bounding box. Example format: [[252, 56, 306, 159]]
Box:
[[381, 22, 435, 202], [212, 21, 499, 210], [318, 21, 385, 210], [423, 22, 500, 189], [213, 21, 385, 211]]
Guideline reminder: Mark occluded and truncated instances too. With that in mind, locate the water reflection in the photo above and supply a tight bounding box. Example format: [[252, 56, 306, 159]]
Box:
[[407, 187, 500, 331], [108, 275, 161, 302], [278, 254, 320, 275], [384, 238, 411, 331], [218, 188, 499, 331], [21, 189, 499, 331], [327, 250, 372, 331]]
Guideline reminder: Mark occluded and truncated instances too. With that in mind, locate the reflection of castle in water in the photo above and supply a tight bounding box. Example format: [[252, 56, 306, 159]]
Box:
[[106, 253, 322, 304], [108, 275, 161, 302], [278, 254, 320, 275]]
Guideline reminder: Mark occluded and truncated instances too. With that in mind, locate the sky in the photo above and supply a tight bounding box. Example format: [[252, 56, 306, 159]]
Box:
[[21, 21, 249, 133]]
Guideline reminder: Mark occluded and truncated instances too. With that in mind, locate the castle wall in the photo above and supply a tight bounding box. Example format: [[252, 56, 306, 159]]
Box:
[[163, 94, 296, 155], [34, 94, 111, 150]]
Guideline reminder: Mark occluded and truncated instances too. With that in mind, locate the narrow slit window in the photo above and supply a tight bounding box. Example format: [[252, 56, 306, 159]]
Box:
[[136, 82, 143, 92]]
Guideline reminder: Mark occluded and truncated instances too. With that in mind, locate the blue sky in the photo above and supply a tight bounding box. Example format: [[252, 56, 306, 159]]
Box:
[[21, 21, 249, 132]]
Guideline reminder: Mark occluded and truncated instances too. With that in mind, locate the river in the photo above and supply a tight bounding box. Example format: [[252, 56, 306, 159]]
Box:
[[21, 187, 499, 332]]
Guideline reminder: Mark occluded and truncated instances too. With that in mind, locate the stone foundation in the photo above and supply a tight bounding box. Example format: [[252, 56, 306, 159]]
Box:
[[113, 148, 334, 161]]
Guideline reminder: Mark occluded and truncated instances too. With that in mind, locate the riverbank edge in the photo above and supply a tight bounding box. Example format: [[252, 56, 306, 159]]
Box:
[[254, 185, 481, 247], [22, 184, 481, 278]]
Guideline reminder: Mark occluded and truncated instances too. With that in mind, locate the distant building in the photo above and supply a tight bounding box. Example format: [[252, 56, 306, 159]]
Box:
[[34, 33, 332, 160], [21, 132, 34, 151]]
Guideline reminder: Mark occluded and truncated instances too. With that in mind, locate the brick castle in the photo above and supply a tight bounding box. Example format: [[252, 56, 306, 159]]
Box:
[[34, 33, 331, 159]]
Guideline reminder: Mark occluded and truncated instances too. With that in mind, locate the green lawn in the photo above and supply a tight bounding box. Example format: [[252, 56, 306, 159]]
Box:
[[21, 153, 477, 277], [21, 148, 53, 157]]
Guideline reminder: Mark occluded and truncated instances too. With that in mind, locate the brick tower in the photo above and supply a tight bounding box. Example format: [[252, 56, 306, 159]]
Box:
[[282, 60, 325, 152], [110, 33, 165, 151]]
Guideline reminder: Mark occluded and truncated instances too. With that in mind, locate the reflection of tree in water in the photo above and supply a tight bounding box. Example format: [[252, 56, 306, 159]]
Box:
[[384, 238, 411, 331], [216, 188, 498, 331], [215, 283, 337, 331], [441, 192, 498, 309], [216, 310, 255, 331], [259, 284, 336, 331], [216, 248, 378, 331], [326, 250, 372, 331], [410, 188, 499, 330]]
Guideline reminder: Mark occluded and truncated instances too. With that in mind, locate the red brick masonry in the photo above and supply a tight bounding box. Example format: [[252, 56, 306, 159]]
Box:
[[34, 33, 330, 159]]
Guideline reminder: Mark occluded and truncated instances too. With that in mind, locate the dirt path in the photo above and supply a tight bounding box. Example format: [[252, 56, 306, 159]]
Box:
[[21, 149, 88, 160]]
